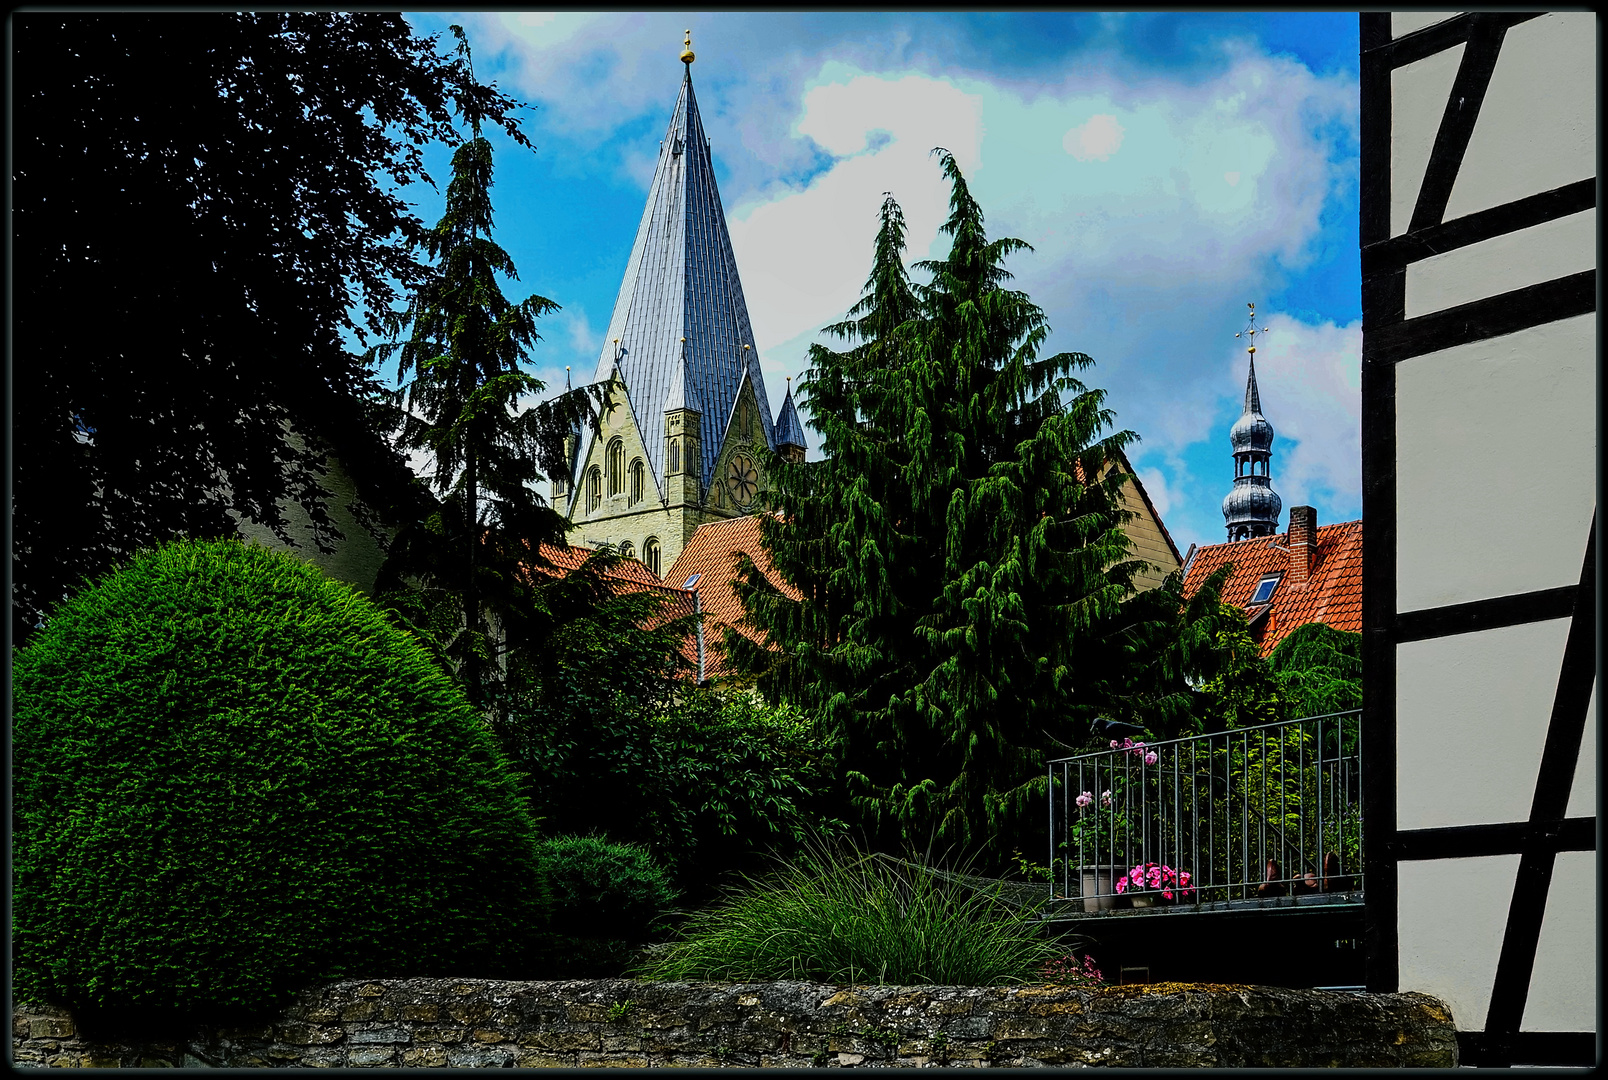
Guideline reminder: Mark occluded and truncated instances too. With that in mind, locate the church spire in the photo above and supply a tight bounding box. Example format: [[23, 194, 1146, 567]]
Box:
[[1222, 302, 1281, 541], [774, 375, 808, 464], [572, 37, 774, 504]]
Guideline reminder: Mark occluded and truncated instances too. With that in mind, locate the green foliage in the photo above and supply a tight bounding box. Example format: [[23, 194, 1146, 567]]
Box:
[[495, 604, 842, 902], [12, 539, 553, 1025], [1197, 604, 1287, 731], [486, 548, 695, 847], [537, 836, 677, 977], [1267, 621, 1363, 719], [369, 29, 609, 715], [729, 150, 1238, 860], [653, 692, 847, 900], [13, 14, 530, 644], [637, 840, 1060, 986]]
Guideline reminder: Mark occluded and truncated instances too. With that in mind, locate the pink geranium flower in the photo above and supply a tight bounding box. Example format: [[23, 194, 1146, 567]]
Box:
[[1075, 791, 1093, 809], [1144, 751, 1158, 765]]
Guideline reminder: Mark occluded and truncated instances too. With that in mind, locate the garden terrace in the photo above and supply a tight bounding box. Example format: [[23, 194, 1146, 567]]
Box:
[[1044, 712, 1365, 989], [1048, 711, 1363, 915]]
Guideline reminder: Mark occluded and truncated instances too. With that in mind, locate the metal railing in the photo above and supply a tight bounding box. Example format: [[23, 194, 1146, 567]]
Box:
[[1047, 711, 1362, 913]]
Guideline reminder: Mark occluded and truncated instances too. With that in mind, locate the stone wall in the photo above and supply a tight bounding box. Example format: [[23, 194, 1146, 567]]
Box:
[[12, 978, 1458, 1068]]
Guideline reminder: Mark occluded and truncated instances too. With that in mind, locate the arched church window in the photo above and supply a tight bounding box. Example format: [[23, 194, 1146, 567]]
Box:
[[620, 540, 635, 559], [630, 458, 644, 504], [607, 438, 625, 495], [588, 467, 602, 513], [645, 537, 661, 578], [668, 437, 680, 475]]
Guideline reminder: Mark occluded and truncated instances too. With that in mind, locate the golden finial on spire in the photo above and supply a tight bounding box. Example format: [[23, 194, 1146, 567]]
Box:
[[1235, 301, 1269, 356], [680, 29, 695, 65]]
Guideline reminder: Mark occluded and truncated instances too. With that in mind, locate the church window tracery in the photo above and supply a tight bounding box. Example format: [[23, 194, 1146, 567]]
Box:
[[588, 467, 602, 513], [630, 458, 645, 504], [645, 537, 661, 577]]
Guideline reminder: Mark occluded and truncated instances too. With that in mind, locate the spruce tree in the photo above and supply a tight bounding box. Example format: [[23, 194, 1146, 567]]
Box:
[[370, 28, 602, 714], [734, 151, 1232, 858]]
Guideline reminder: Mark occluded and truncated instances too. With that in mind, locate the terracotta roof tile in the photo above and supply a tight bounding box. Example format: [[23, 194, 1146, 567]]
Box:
[[665, 514, 799, 681], [526, 541, 700, 657], [1180, 519, 1363, 656]]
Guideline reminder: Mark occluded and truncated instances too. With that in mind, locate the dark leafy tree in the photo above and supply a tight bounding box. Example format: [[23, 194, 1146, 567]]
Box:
[[730, 151, 1236, 859], [11, 13, 537, 644]]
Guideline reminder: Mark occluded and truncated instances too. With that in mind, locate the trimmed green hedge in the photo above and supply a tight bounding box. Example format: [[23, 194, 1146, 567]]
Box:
[[538, 835, 676, 975], [12, 538, 553, 1023]]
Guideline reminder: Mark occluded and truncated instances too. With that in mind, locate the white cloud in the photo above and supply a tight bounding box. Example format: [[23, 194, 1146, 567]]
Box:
[[720, 46, 1355, 452], [1135, 466, 1172, 518], [1063, 114, 1125, 161]]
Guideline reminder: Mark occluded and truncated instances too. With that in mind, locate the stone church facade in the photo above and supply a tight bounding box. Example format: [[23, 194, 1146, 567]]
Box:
[[551, 52, 807, 577]]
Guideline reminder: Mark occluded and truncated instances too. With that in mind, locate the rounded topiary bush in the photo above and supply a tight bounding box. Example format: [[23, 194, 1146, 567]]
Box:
[[537, 835, 677, 975], [13, 538, 553, 1025]]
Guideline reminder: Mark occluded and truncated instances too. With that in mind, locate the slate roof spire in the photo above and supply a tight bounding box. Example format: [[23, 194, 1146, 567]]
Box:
[[774, 376, 808, 453], [576, 46, 775, 500]]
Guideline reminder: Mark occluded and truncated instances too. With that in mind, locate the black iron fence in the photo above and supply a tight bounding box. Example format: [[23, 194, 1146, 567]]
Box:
[[1047, 711, 1362, 913]]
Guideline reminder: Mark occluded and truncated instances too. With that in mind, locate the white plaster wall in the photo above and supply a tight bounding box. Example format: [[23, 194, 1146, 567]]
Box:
[[1393, 13, 1462, 38], [1399, 854, 1519, 1030], [1398, 619, 1572, 831], [1564, 682, 1597, 821], [1395, 313, 1596, 612], [1445, 13, 1597, 222], [1523, 850, 1598, 1032], [1391, 44, 1466, 237], [1404, 209, 1596, 318]]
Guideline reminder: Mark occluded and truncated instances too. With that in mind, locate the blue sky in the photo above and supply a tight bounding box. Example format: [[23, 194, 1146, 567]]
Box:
[[391, 11, 1362, 559]]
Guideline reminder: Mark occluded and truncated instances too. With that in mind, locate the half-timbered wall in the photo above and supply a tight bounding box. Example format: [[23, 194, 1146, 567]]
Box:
[[1359, 11, 1597, 1069]]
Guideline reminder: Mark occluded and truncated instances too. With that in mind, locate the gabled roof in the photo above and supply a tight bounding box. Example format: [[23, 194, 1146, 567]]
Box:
[[575, 67, 774, 501], [529, 542, 699, 638], [664, 514, 800, 681], [1180, 518, 1363, 655]]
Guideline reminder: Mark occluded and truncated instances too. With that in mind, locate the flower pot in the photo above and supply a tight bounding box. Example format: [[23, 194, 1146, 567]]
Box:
[[1129, 894, 1156, 909], [1079, 866, 1120, 913]]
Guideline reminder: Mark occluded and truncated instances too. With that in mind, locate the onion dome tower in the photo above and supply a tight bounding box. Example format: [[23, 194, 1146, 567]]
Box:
[[1222, 302, 1282, 541]]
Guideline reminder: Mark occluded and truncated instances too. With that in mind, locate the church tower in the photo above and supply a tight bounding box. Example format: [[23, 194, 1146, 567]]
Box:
[[1221, 303, 1282, 541], [555, 33, 806, 576]]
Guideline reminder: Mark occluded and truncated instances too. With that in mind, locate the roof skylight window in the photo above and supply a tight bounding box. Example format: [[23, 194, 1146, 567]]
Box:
[[683, 573, 702, 589], [1250, 574, 1281, 605]]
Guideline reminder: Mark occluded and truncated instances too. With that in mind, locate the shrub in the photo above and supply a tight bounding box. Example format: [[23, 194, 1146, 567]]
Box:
[[637, 840, 1060, 986], [537, 835, 677, 976], [652, 690, 845, 902], [12, 538, 554, 1026]]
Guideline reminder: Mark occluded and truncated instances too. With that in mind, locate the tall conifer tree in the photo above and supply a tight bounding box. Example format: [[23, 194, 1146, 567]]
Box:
[[735, 151, 1232, 857], [371, 27, 583, 713]]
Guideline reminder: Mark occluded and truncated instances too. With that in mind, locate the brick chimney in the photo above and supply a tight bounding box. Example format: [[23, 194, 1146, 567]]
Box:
[[1288, 505, 1317, 586]]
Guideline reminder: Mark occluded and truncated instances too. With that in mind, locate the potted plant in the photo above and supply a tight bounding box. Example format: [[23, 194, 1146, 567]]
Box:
[[1114, 862, 1195, 908], [1068, 738, 1162, 912]]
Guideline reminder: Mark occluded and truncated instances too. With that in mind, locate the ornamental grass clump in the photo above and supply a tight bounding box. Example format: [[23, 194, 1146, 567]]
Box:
[[12, 538, 554, 1028], [638, 841, 1060, 986]]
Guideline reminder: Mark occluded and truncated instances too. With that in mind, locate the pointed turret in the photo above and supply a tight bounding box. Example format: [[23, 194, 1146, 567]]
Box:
[[774, 376, 808, 464], [572, 46, 774, 503], [1222, 303, 1282, 541]]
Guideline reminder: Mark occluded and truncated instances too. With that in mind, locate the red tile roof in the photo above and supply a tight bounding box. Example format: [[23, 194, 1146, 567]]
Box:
[[1180, 518, 1363, 656], [665, 515, 799, 682], [526, 542, 700, 657]]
